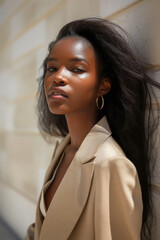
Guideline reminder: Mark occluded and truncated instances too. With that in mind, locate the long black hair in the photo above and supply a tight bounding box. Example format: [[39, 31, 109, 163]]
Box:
[[37, 17, 160, 239]]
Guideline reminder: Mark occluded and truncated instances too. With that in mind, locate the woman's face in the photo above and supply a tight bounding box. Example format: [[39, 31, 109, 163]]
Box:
[[44, 37, 101, 118]]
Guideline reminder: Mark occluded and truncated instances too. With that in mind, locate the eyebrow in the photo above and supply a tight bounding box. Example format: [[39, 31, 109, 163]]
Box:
[[46, 57, 89, 65]]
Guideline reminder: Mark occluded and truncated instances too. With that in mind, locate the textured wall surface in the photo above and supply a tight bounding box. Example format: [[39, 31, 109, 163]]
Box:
[[0, 0, 159, 239]]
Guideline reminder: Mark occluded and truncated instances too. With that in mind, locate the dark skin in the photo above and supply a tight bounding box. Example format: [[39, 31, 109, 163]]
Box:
[[44, 37, 111, 210]]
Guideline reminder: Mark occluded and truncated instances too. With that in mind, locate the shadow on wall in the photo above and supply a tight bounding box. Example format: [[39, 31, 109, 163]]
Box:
[[0, 217, 22, 240]]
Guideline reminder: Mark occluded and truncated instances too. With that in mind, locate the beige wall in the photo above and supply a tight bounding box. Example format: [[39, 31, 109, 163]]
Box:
[[0, 0, 159, 239]]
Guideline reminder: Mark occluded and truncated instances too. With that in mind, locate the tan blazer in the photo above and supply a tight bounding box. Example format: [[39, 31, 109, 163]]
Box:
[[25, 117, 143, 240]]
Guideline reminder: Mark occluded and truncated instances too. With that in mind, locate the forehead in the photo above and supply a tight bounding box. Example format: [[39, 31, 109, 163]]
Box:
[[49, 37, 96, 60]]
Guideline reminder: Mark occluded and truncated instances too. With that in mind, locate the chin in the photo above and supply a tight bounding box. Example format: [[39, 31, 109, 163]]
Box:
[[48, 106, 69, 115], [49, 109, 66, 115]]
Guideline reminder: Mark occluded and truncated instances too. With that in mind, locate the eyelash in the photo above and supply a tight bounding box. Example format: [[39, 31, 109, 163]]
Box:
[[46, 67, 57, 72], [72, 68, 85, 73], [46, 67, 85, 74]]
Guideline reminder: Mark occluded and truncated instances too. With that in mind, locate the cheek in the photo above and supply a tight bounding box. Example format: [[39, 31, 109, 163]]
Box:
[[73, 73, 98, 95], [70, 83, 98, 107]]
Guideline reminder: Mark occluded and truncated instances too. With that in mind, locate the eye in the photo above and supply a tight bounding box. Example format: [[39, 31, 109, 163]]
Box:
[[72, 67, 85, 74], [46, 67, 57, 73]]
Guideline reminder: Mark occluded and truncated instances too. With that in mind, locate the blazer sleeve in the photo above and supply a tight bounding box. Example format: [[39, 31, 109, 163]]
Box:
[[94, 156, 143, 240], [25, 223, 35, 240]]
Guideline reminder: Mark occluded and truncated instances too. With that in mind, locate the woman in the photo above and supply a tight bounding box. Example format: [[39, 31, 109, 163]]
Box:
[[26, 18, 160, 240]]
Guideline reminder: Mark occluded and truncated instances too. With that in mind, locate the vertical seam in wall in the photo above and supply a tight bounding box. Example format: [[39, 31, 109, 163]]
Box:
[[0, 0, 29, 28], [105, 0, 146, 20], [0, 0, 66, 54]]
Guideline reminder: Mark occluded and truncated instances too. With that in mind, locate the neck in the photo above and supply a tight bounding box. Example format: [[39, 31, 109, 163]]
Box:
[[65, 112, 100, 150]]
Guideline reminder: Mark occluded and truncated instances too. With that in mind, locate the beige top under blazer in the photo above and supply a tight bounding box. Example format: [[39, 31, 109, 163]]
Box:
[[25, 117, 143, 240]]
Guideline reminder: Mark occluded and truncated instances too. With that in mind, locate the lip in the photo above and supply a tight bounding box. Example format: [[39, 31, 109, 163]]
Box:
[[48, 87, 68, 99]]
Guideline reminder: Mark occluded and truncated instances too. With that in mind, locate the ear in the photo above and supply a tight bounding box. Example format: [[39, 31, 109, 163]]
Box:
[[98, 77, 111, 96]]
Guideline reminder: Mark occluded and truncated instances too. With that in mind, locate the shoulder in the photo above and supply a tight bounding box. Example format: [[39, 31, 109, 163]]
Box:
[[93, 136, 141, 202], [94, 135, 137, 176]]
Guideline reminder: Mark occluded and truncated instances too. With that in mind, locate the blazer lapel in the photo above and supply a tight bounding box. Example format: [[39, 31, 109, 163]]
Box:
[[40, 157, 94, 240], [39, 117, 111, 240], [43, 135, 70, 185], [35, 136, 70, 240]]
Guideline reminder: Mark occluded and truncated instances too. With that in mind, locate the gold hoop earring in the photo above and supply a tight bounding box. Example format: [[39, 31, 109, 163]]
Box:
[[96, 96, 104, 110]]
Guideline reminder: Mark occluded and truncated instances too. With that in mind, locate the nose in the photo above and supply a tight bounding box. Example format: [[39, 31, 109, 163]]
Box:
[[53, 67, 67, 86]]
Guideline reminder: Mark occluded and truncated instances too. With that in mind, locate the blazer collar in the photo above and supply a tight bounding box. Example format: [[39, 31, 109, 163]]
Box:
[[55, 116, 111, 164], [74, 116, 111, 164]]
